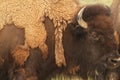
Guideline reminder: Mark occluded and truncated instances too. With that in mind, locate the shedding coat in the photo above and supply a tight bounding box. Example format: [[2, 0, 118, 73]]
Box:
[[0, 0, 79, 66]]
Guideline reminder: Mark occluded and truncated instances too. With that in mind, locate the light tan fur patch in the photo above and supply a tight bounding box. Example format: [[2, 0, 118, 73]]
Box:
[[11, 45, 29, 66], [69, 65, 80, 75], [114, 31, 119, 45]]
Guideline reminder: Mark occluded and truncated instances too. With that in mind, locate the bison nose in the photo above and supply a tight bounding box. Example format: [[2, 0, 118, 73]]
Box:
[[109, 57, 120, 64], [108, 57, 120, 69]]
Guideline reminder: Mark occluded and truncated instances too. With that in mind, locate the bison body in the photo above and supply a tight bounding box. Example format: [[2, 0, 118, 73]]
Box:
[[0, 4, 120, 80], [0, 24, 25, 80]]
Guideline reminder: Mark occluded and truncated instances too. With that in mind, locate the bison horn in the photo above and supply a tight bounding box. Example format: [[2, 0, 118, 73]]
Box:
[[77, 7, 88, 29]]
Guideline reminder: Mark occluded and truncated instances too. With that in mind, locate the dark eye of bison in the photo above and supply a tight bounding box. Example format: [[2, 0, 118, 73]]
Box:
[[89, 31, 104, 42]]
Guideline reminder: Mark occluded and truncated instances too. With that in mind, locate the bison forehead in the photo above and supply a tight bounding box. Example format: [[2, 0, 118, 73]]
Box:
[[82, 4, 111, 22]]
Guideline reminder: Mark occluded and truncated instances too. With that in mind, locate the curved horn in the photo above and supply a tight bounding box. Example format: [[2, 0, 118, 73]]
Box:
[[77, 7, 88, 29]]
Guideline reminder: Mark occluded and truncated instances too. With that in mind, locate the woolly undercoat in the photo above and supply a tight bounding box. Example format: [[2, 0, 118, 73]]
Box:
[[0, 0, 79, 66]]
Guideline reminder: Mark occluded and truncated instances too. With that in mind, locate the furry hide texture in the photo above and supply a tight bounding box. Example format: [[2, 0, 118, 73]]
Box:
[[0, 0, 79, 66], [0, 4, 120, 80]]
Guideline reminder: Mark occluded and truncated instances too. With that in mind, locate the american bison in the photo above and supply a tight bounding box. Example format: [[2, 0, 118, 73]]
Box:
[[0, 4, 120, 80]]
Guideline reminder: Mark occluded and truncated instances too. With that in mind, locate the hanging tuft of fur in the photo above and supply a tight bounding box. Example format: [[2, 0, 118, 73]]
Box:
[[0, 0, 79, 67]]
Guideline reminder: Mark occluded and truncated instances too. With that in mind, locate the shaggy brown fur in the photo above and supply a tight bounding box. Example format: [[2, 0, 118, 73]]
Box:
[[1, 4, 120, 80], [0, 24, 25, 80], [11, 45, 29, 66], [82, 4, 111, 22], [0, 0, 79, 67]]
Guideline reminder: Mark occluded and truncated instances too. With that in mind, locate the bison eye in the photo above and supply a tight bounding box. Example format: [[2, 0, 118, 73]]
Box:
[[89, 32, 99, 40], [89, 32, 104, 41]]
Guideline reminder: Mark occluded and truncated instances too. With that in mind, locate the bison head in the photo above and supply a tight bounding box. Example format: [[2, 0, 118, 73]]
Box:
[[63, 4, 120, 80]]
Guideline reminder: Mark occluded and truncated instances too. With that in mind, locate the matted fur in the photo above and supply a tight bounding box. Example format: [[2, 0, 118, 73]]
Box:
[[0, 0, 79, 66], [0, 4, 120, 80], [11, 45, 29, 66]]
